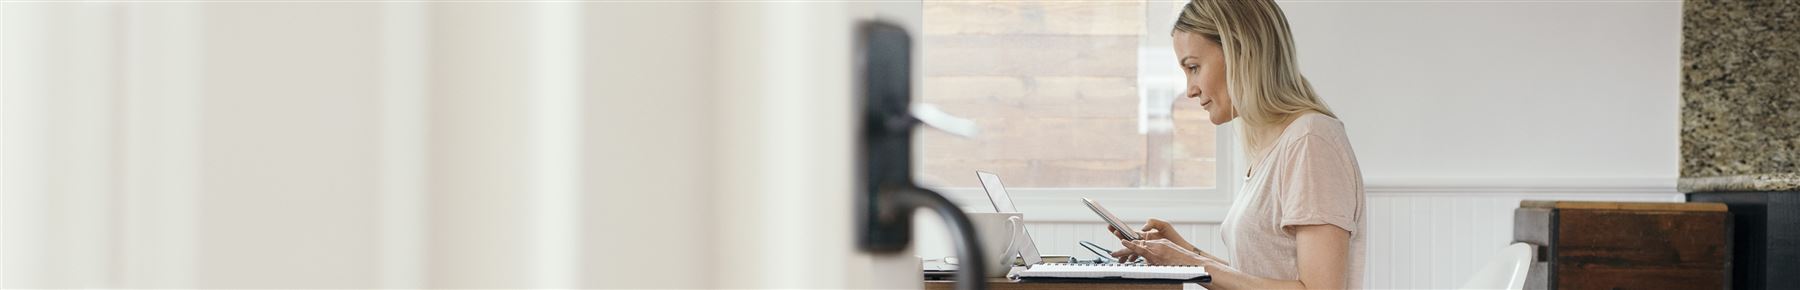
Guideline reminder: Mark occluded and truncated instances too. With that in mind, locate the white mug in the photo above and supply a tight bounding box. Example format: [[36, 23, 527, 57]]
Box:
[[965, 212, 1025, 277]]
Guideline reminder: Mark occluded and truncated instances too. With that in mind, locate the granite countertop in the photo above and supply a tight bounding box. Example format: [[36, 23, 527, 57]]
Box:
[[1679, 173, 1800, 193], [1679, 1, 1800, 192]]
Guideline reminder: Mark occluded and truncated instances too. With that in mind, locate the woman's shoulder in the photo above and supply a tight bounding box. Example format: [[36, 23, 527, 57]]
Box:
[[1280, 112, 1349, 145], [1272, 112, 1362, 176]]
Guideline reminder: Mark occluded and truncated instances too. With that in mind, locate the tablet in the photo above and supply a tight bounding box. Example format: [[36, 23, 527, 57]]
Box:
[[1081, 198, 1140, 241]]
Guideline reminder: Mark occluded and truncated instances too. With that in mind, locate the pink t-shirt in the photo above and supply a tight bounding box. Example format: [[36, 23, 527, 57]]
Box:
[[1218, 113, 1366, 289]]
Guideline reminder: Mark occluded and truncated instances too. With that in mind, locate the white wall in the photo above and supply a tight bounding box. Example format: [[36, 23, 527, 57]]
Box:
[[914, 1, 1683, 289], [1286, 0, 1682, 182]]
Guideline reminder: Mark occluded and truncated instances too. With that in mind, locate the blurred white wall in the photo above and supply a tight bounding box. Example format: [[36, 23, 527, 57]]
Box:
[[4, 2, 922, 289]]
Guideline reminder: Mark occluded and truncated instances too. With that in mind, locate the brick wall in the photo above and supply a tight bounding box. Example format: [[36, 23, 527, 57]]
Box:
[[918, 0, 1217, 188]]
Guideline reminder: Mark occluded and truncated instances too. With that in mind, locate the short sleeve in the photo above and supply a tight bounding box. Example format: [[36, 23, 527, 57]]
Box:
[[1274, 134, 1362, 235]]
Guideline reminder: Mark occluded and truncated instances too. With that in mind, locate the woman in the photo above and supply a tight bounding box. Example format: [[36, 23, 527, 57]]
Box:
[[1109, 1, 1365, 289]]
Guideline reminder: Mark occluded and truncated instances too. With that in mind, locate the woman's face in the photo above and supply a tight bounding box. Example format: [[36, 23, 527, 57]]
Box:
[[1173, 32, 1233, 125]]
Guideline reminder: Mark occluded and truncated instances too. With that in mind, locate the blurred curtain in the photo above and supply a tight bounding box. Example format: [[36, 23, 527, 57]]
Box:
[[3, 2, 926, 289]]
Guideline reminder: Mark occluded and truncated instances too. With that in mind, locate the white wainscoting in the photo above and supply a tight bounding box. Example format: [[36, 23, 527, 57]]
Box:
[[915, 182, 1682, 289]]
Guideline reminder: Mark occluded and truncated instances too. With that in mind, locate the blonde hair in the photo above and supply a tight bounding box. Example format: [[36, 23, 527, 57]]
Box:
[[1174, 0, 1334, 147]]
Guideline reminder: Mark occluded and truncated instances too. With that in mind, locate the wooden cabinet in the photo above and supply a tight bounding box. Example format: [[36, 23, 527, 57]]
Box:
[[1514, 201, 1732, 290]]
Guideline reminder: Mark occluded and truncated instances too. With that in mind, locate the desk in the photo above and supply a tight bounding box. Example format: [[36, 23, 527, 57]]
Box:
[[924, 278, 1184, 290]]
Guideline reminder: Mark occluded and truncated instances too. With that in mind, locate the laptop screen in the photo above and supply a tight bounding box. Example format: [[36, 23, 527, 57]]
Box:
[[977, 171, 1017, 212], [975, 171, 1042, 265]]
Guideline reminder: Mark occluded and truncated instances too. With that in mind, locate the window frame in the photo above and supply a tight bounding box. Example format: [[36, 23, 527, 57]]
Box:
[[935, 122, 1243, 224], [921, 0, 1241, 224]]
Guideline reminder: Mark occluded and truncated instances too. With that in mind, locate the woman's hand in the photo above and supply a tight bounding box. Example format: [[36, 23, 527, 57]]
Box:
[[1109, 218, 1200, 253], [1111, 239, 1218, 266]]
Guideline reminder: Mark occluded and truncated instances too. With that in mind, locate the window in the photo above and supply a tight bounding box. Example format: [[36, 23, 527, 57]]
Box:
[[917, 0, 1230, 203]]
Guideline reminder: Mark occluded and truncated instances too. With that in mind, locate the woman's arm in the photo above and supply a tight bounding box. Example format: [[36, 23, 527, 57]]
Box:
[[1201, 224, 1351, 290]]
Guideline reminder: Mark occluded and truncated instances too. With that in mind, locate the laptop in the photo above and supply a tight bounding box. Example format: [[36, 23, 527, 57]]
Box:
[[975, 172, 1211, 283], [975, 171, 1043, 266], [923, 171, 1048, 280]]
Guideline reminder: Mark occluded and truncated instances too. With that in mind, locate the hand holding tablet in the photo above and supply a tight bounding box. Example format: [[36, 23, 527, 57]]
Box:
[[1082, 198, 1141, 241]]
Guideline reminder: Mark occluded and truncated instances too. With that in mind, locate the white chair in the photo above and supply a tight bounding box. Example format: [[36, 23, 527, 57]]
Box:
[[1458, 242, 1536, 290]]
